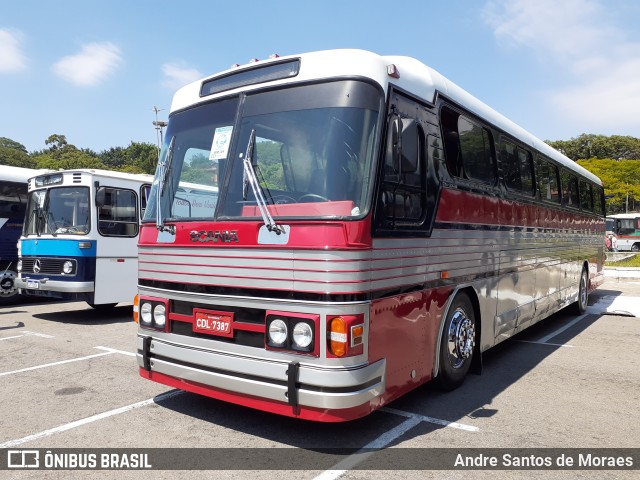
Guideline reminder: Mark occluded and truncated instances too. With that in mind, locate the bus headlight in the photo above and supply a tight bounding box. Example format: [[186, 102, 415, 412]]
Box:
[[140, 302, 152, 326], [62, 261, 74, 274], [292, 322, 313, 348], [268, 319, 288, 346], [153, 304, 166, 328]]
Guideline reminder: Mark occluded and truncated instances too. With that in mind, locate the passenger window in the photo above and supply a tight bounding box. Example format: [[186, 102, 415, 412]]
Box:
[[536, 158, 560, 203], [561, 171, 579, 207], [593, 185, 604, 216], [98, 188, 139, 237], [502, 141, 534, 194], [458, 116, 496, 184], [579, 180, 593, 212]]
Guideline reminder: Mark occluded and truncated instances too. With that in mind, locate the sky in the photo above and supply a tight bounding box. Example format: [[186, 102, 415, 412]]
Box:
[[1, 0, 640, 154]]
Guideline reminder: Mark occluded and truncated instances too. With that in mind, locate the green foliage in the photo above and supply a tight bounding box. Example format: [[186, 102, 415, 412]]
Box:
[[0, 146, 36, 168], [578, 158, 640, 214], [547, 134, 640, 161], [606, 254, 640, 267]]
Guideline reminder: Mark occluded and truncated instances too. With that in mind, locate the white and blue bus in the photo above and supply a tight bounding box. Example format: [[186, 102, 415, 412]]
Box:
[[16, 169, 153, 308], [0, 165, 50, 302]]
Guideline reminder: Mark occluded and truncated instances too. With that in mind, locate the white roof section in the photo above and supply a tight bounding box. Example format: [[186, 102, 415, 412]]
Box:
[[29, 168, 154, 184], [2, 165, 51, 183], [170, 49, 601, 185]]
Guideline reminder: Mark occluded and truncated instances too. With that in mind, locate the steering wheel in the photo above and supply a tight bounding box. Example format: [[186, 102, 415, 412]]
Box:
[[272, 195, 297, 205], [298, 194, 329, 203]]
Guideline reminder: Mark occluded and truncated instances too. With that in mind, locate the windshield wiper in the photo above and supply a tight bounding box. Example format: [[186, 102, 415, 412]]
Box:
[[242, 129, 283, 234], [156, 135, 176, 234]]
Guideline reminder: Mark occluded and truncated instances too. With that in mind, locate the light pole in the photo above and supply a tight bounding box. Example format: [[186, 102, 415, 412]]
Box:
[[152, 106, 167, 163]]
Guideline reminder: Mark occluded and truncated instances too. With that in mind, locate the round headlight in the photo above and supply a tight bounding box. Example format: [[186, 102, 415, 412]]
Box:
[[63, 261, 73, 274], [140, 302, 152, 325], [17, 260, 22, 272], [153, 304, 166, 328], [292, 322, 313, 348], [268, 319, 288, 346]]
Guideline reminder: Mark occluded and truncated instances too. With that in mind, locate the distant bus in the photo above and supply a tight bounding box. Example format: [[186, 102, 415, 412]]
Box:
[[608, 213, 640, 252], [0, 166, 48, 302], [16, 169, 153, 308]]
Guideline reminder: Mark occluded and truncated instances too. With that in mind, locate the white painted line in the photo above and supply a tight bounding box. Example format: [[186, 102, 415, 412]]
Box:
[[382, 406, 480, 432], [94, 346, 136, 357], [0, 352, 113, 377], [515, 340, 575, 348], [313, 407, 479, 480], [0, 331, 54, 341], [537, 313, 588, 344], [313, 415, 423, 480], [0, 390, 182, 448]]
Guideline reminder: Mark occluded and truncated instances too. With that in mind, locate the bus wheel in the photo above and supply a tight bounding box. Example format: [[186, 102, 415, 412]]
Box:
[[0, 270, 18, 299], [436, 293, 476, 391], [632, 243, 640, 252], [87, 302, 118, 310], [572, 268, 589, 315]]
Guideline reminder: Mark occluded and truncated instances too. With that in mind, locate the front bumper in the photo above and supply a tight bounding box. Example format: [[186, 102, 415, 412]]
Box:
[[137, 334, 385, 414], [16, 277, 94, 294]]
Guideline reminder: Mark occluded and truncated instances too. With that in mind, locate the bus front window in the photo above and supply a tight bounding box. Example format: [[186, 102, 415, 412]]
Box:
[[24, 187, 90, 236]]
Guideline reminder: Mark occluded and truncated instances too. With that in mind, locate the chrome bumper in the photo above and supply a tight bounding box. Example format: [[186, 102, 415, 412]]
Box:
[[137, 334, 385, 410], [16, 277, 94, 293]]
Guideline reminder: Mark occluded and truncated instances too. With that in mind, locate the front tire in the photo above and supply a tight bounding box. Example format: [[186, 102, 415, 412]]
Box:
[[436, 293, 476, 391], [572, 268, 589, 315]]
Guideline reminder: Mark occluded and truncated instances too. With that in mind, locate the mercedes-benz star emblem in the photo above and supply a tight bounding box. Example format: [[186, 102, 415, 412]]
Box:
[[33, 259, 41, 273]]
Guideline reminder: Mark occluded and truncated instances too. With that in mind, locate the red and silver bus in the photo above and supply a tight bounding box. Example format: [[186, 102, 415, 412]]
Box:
[[135, 49, 605, 422]]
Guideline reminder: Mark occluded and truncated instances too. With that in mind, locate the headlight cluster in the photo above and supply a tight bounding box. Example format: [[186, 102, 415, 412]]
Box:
[[139, 299, 167, 331], [62, 261, 74, 274], [266, 313, 316, 355]]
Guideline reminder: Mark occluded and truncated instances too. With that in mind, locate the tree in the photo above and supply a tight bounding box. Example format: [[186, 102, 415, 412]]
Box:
[[547, 134, 640, 161], [0, 137, 36, 167], [124, 142, 157, 174], [0, 137, 28, 154], [578, 158, 640, 214]]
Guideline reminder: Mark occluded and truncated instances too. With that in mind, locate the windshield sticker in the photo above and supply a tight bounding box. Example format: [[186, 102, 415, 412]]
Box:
[[210, 126, 233, 160]]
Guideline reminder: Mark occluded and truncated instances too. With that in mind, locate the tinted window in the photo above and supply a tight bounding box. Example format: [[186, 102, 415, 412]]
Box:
[[561, 171, 579, 207], [502, 141, 534, 194], [593, 185, 604, 216], [458, 116, 496, 184], [536, 158, 560, 203], [579, 180, 593, 212]]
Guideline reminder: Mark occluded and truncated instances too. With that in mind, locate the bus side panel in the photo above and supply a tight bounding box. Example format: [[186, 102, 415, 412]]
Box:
[[94, 237, 139, 304], [368, 287, 453, 404]]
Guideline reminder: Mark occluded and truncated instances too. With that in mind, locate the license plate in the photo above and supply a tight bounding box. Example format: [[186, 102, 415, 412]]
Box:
[[193, 309, 234, 338], [26, 279, 39, 290]]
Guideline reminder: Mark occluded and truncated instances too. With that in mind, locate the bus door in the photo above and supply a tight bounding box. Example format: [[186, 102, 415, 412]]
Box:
[[93, 185, 141, 304]]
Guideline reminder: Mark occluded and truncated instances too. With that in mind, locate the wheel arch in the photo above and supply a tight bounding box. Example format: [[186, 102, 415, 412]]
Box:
[[432, 285, 482, 380]]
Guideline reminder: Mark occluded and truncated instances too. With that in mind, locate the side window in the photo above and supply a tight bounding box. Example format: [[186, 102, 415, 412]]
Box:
[[561, 171, 579, 207], [502, 141, 534, 194], [536, 157, 560, 203], [440, 106, 496, 184], [98, 188, 139, 237], [381, 116, 425, 223], [593, 185, 604, 216], [579, 180, 593, 212], [458, 116, 496, 184]]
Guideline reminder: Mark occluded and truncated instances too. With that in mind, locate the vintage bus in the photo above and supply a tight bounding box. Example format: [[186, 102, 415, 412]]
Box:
[[0, 166, 49, 302], [607, 213, 640, 252], [16, 169, 153, 308], [135, 49, 605, 421]]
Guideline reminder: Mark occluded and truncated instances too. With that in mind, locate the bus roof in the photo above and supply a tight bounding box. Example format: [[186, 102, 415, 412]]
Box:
[[28, 169, 154, 184], [2, 165, 51, 183], [171, 49, 601, 186]]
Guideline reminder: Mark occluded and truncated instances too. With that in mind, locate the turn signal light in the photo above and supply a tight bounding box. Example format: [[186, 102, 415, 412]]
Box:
[[133, 294, 139, 323], [327, 315, 365, 358]]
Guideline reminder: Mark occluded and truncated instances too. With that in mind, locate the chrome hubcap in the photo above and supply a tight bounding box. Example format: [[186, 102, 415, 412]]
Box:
[[447, 308, 475, 369]]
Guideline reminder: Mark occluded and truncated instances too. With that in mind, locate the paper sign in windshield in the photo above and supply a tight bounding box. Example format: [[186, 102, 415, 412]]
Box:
[[210, 126, 233, 160]]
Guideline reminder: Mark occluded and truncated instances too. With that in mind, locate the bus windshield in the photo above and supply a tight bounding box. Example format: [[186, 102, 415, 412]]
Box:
[[144, 80, 381, 223], [24, 187, 90, 236]]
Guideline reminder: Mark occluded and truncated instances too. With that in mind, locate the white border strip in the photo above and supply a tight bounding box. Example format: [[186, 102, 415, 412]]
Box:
[[0, 331, 54, 341], [0, 390, 182, 448], [537, 313, 588, 343]]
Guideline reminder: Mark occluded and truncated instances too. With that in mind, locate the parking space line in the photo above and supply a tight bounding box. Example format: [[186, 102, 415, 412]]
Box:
[[0, 390, 182, 448], [536, 313, 588, 343], [94, 346, 136, 357], [313, 415, 423, 480], [0, 331, 55, 341], [0, 352, 114, 377], [382, 406, 480, 432], [515, 340, 575, 348]]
